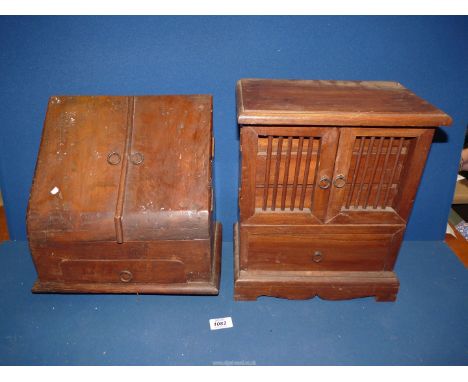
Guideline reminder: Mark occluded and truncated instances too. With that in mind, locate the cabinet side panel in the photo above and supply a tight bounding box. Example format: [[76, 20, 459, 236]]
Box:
[[392, 129, 435, 221]]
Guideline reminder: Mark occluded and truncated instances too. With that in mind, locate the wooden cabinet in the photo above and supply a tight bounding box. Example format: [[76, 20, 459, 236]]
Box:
[[27, 95, 221, 294], [234, 79, 452, 301]]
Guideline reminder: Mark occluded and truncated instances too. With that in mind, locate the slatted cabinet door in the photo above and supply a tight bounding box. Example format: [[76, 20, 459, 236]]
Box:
[[239, 126, 339, 224], [326, 127, 435, 223]]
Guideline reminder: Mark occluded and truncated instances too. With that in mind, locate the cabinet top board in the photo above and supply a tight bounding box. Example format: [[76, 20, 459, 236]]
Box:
[[236, 79, 452, 127]]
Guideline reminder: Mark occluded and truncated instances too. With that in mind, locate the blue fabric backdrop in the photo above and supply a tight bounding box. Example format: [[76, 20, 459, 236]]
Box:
[[0, 16, 467, 241]]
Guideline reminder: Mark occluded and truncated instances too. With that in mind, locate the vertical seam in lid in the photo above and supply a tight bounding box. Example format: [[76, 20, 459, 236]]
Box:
[[114, 96, 136, 244]]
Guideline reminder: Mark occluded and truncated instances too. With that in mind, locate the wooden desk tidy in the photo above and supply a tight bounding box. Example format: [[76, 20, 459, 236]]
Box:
[[234, 79, 451, 301], [27, 95, 221, 294]]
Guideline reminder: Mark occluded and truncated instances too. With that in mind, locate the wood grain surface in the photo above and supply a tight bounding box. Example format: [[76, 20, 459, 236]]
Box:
[[235, 78, 451, 301], [27, 95, 221, 294], [237, 79, 452, 126]]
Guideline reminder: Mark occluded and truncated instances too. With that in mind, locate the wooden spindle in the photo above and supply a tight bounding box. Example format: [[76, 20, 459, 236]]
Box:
[[391, 138, 411, 198], [309, 139, 321, 211], [383, 137, 405, 208], [262, 135, 273, 211], [281, 137, 293, 210], [363, 136, 384, 209], [373, 137, 393, 209], [345, 137, 365, 209], [355, 137, 375, 207], [271, 137, 283, 211], [290, 137, 304, 210], [299, 137, 314, 210]]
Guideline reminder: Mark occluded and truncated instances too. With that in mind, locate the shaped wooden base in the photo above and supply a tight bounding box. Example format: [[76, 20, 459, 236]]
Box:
[[233, 223, 399, 301]]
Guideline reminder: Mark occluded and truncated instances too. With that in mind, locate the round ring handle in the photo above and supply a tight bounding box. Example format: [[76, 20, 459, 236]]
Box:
[[107, 152, 121, 165], [333, 174, 346, 188], [312, 251, 324, 263], [119, 270, 133, 283], [318, 176, 331, 189], [130, 152, 144, 165]]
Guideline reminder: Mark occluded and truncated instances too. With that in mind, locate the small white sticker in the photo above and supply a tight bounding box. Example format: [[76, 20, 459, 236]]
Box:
[[50, 186, 60, 195], [209, 317, 233, 331]]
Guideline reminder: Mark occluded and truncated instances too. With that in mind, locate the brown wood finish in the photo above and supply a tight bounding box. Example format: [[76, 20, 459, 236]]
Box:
[[445, 225, 468, 268], [27, 95, 222, 294], [234, 224, 399, 301], [33, 222, 222, 294], [245, 231, 399, 272], [235, 79, 451, 301], [237, 79, 452, 127], [240, 126, 339, 223], [0, 206, 9, 242], [326, 127, 435, 223]]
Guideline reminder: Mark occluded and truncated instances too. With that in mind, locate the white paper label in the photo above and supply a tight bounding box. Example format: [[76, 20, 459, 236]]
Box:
[[209, 317, 233, 331], [50, 186, 60, 195], [446, 223, 456, 238]]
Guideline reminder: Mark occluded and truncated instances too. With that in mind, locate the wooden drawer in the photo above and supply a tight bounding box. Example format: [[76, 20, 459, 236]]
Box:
[[245, 232, 395, 272], [32, 239, 213, 283], [60, 259, 187, 284]]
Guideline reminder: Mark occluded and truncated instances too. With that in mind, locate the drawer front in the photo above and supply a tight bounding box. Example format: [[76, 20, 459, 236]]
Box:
[[60, 259, 187, 284], [31, 240, 212, 283], [245, 233, 394, 271]]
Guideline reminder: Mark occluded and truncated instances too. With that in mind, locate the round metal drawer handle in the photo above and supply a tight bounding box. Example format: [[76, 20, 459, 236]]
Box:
[[312, 251, 324, 263], [107, 152, 121, 165], [130, 152, 144, 165], [333, 174, 346, 188], [119, 270, 133, 283], [318, 176, 331, 190]]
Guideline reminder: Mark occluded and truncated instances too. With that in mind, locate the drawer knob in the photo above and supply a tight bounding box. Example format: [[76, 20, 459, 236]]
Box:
[[107, 152, 121, 165], [130, 152, 144, 165], [318, 176, 331, 189], [119, 270, 133, 282], [312, 251, 324, 263], [333, 174, 346, 188]]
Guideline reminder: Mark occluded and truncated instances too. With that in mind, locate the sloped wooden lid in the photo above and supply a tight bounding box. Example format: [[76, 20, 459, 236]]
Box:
[[27, 95, 213, 243], [237, 79, 452, 127]]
